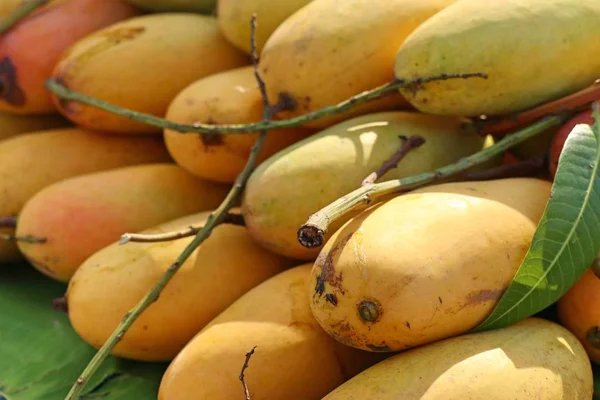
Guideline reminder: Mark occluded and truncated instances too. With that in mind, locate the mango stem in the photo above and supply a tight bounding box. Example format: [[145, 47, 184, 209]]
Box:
[[361, 135, 426, 186], [0, 0, 49, 34], [63, 15, 271, 400], [45, 73, 488, 136], [0, 216, 17, 229], [0, 232, 46, 243], [297, 114, 569, 249]]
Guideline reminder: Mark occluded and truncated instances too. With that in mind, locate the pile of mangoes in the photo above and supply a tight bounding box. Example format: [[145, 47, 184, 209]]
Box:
[[1, 0, 600, 398]]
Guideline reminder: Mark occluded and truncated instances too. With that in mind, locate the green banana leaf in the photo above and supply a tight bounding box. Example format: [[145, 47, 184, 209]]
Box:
[[0, 263, 167, 400]]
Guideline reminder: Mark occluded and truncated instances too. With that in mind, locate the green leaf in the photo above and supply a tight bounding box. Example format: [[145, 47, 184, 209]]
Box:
[[475, 102, 600, 331], [0, 263, 167, 400]]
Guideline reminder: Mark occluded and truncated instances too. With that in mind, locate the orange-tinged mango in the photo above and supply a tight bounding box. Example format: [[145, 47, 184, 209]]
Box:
[[558, 267, 600, 363], [164, 65, 314, 183], [217, 0, 313, 54], [0, 128, 171, 262], [158, 264, 387, 400], [51, 13, 249, 134], [322, 318, 593, 399], [258, 0, 459, 129], [16, 164, 229, 282], [310, 178, 551, 352], [394, 0, 600, 117], [66, 211, 294, 361], [0, 0, 139, 114]]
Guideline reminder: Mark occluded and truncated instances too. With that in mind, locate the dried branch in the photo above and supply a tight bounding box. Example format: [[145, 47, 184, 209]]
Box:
[[120, 212, 245, 244], [64, 14, 272, 400], [239, 346, 257, 400], [0, 232, 46, 243], [297, 114, 569, 249], [0, 0, 48, 34], [0, 216, 17, 229], [458, 156, 545, 181], [361, 135, 425, 186], [474, 79, 600, 136], [45, 73, 487, 135]]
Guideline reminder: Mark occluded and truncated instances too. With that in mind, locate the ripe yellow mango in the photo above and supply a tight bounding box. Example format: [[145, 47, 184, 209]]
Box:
[[242, 111, 490, 260], [158, 264, 387, 400], [322, 318, 593, 399], [258, 0, 459, 129], [164, 66, 314, 183], [126, 0, 215, 13], [50, 13, 249, 134], [16, 164, 229, 282], [66, 211, 294, 361], [0, 0, 139, 114], [394, 0, 600, 117], [0, 128, 170, 263], [309, 178, 551, 352], [217, 0, 313, 54], [558, 267, 600, 363], [0, 112, 70, 141]]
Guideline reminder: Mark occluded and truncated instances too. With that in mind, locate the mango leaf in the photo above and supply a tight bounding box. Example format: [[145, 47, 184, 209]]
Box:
[[475, 102, 600, 331], [0, 263, 167, 400]]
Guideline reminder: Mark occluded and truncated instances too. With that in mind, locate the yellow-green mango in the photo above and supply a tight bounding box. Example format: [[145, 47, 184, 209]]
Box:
[[158, 264, 387, 400], [217, 0, 313, 54], [66, 210, 295, 361], [0, 128, 171, 262], [258, 0, 459, 129], [50, 13, 249, 134], [394, 0, 600, 117], [242, 111, 490, 260], [164, 65, 315, 183], [309, 178, 551, 353], [16, 164, 229, 282], [0, 111, 71, 141], [126, 0, 215, 14], [322, 318, 593, 399]]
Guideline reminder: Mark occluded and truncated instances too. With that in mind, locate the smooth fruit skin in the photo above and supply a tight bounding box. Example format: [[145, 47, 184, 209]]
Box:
[[549, 110, 594, 178], [0, 128, 171, 263], [309, 178, 551, 352], [242, 111, 490, 260], [217, 0, 313, 54], [258, 0, 459, 129], [0, 111, 70, 141], [164, 66, 314, 183], [126, 0, 215, 13], [158, 264, 387, 400], [322, 318, 593, 400], [16, 164, 229, 282], [394, 0, 600, 117], [50, 13, 249, 134], [0, 0, 139, 114], [66, 211, 295, 361], [558, 267, 600, 363]]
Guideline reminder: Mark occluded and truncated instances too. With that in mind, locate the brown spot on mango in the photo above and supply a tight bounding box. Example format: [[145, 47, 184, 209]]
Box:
[[0, 57, 25, 106], [314, 232, 353, 297]]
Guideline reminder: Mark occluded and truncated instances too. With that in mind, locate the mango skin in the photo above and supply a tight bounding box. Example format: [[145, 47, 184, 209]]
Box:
[[51, 13, 249, 134], [558, 267, 600, 363], [323, 318, 593, 400], [126, 0, 215, 13], [217, 0, 313, 54], [158, 264, 387, 400], [309, 178, 551, 352], [16, 164, 229, 282], [164, 65, 314, 183], [0, 0, 139, 114], [394, 0, 600, 117], [258, 0, 459, 129], [0, 111, 70, 141], [0, 128, 171, 263], [66, 211, 295, 362], [242, 111, 490, 260]]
